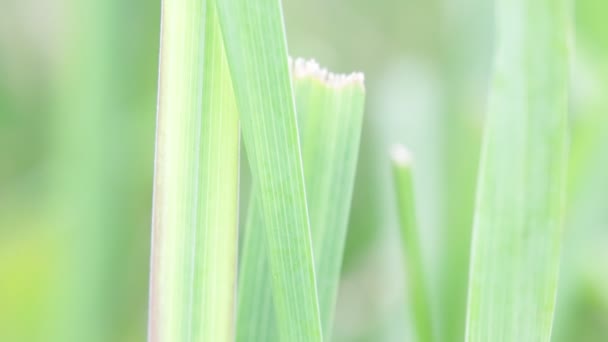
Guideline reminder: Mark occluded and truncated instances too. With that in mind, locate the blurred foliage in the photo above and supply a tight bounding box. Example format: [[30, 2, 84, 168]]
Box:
[[0, 0, 606, 341]]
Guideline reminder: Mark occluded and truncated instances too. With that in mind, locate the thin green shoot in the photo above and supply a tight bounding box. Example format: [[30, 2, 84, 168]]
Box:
[[391, 144, 434, 342]]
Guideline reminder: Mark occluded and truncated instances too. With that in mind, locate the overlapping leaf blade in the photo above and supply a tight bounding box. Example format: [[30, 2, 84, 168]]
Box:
[[236, 60, 365, 341], [391, 145, 434, 342], [214, 1, 322, 340]]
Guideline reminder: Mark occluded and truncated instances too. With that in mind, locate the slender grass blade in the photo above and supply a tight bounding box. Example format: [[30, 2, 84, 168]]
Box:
[[391, 145, 434, 342], [215, 1, 325, 340]]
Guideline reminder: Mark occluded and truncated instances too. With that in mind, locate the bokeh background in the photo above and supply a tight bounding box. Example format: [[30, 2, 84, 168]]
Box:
[[1, 0, 606, 341]]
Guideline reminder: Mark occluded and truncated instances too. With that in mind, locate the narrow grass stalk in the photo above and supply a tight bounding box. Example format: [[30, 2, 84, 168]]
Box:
[[236, 60, 365, 341], [391, 145, 434, 342], [215, 1, 324, 340], [148, 1, 239, 341], [465, 0, 569, 341]]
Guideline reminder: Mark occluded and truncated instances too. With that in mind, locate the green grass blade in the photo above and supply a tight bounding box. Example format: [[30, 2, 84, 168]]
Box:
[[236, 60, 366, 341], [465, 0, 569, 341], [48, 0, 154, 340], [214, 1, 322, 340], [147, 1, 239, 341], [391, 145, 434, 342]]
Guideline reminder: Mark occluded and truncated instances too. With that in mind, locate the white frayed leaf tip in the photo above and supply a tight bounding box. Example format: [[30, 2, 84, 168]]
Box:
[[289, 57, 364, 89]]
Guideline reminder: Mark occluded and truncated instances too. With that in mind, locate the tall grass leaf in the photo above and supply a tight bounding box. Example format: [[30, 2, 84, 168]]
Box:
[[391, 145, 434, 342], [214, 1, 324, 340], [236, 60, 365, 341], [465, 0, 569, 341], [147, 1, 239, 341]]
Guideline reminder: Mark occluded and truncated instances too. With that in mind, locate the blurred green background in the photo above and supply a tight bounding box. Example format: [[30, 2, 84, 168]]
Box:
[[0, 0, 606, 341]]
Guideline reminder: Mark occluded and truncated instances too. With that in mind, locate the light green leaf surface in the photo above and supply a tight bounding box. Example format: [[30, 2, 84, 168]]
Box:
[[465, 0, 569, 341], [390, 145, 434, 342], [236, 60, 365, 341], [147, 1, 239, 341], [215, 0, 325, 340]]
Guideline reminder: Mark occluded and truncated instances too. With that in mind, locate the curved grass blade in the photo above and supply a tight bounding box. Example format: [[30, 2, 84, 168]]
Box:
[[236, 60, 365, 341], [465, 0, 569, 341], [147, 1, 239, 341], [391, 145, 434, 342]]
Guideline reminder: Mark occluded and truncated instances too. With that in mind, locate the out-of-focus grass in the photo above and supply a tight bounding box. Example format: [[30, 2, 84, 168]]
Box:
[[46, 0, 159, 340], [0, 0, 607, 340], [552, 1, 608, 341], [391, 146, 435, 342], [1, 0, 159, 340], [466, 1, 569, 340]]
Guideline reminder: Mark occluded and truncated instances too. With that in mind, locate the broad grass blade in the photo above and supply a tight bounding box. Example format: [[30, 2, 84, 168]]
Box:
[[148, 1, 239, 341], [465, 0, 569, 341]]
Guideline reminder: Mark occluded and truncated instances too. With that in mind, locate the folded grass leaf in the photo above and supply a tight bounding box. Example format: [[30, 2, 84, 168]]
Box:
[[391, 145, 434, 342], [236, 60, 365, 341], [465, 0, 569, 341], [147, 1, 239, 341]]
